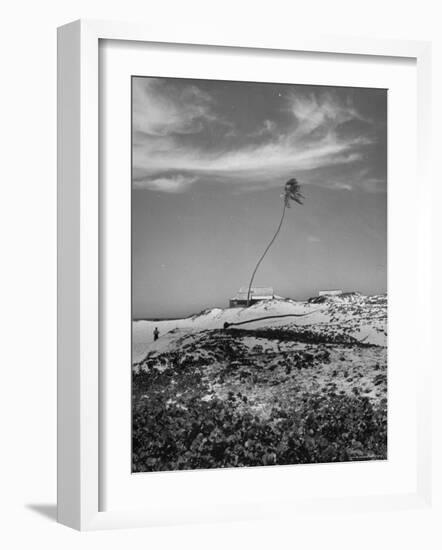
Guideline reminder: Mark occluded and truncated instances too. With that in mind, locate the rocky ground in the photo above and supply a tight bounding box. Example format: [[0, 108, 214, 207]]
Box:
[[132, 293, 387, 472]]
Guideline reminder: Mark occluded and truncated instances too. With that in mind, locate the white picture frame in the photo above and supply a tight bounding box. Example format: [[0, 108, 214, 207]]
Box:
[[57, 19, 432, 531]]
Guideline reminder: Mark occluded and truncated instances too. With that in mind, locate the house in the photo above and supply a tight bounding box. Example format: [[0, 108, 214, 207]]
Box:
[[318, 289, 343, 297], [229, 287, 275, 308]]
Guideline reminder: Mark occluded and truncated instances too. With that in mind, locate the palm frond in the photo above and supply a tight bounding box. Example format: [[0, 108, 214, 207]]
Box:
[[284, 178, 304, 207]]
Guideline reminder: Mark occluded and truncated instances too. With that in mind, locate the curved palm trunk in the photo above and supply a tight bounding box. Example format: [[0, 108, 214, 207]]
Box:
[[246, 201, 287, 306]]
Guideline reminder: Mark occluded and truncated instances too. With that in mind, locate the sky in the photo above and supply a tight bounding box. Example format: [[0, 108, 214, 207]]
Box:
[[132, 76, 387, 319]]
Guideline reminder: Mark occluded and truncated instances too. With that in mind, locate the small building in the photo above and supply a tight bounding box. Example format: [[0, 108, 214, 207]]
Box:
[[318, 289, 343, 297], [229, 287, 274, 308]]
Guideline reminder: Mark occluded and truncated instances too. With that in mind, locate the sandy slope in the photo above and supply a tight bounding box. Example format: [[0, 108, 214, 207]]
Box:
[[133, 294, 387, 363]]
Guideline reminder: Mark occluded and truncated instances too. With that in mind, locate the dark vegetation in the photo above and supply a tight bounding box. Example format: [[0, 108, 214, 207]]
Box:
[[132, 326, 387, 472], [225, 327, 376, 347], [133, 386, 387, 471]]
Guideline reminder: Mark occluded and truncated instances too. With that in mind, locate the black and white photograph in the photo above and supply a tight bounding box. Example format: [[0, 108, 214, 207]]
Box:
[[131, 76, 388, 473]]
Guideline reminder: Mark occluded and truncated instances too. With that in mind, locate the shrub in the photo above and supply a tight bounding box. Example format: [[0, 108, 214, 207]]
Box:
[[132, 388, 387, 472]]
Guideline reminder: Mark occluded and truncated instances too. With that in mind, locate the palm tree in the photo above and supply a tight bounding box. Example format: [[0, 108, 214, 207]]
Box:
[[246, 178, 304, 306]]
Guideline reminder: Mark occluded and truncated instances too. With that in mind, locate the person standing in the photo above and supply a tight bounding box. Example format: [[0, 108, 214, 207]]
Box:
[[153, 327, 159, 341]]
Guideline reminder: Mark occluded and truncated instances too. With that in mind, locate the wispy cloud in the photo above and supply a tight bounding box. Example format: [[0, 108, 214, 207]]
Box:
[[133, 131, 366, 172], [134, 174, 197, 193], [248, 119, 279, 139], [132, 79, 381, 194], [323, 169, 387, 193], [287, 92, 366, 136], [133, 79, 218, 137], [307, 235, 321, 243]]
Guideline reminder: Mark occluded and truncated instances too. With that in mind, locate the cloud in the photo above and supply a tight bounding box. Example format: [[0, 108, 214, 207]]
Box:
[[324, 169, 386, 193], [307, 235, 321, 243], [248, 119, 279, 139], [132, 79, 378, 194], [329, 182, 353, 191], [287, 92, 366, 136], [133, 136, 365, 182], [133, 79, 217, 137], [134, 174, 197, 193]]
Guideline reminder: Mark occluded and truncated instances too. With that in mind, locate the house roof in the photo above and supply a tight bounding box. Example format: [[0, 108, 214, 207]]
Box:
[[232, 287, 274, 300]]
